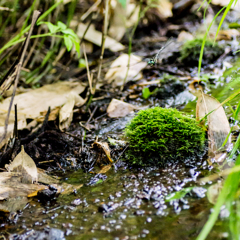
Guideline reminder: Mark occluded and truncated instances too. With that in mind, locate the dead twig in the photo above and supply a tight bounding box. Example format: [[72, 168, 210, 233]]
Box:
[[0, 10, 41, 144], [93, 0, 110, 93], [81, 0, 101, 21], [83, 43, 93, 94]]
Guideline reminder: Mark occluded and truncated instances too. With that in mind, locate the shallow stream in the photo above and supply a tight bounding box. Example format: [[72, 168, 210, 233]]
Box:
[[3, 58, 240, 240]]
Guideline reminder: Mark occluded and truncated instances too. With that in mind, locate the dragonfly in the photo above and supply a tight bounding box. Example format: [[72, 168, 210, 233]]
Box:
[[147, 38, 174, 67]]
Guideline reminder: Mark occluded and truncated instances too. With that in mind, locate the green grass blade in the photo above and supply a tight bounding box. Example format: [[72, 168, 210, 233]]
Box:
[[197, 154, 240, 240], [214, 0, 235, 41], [0, 0, 64, 56], [198, 6, 225, 77]]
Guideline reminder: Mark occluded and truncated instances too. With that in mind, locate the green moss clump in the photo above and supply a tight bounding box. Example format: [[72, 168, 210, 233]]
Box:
[[124, 107, 205, 166], [180, 38, 223, 66]]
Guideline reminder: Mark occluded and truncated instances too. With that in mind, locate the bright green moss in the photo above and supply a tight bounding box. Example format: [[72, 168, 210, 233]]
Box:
[[180, 38, 223, 66], [124, 107, 205, 166]]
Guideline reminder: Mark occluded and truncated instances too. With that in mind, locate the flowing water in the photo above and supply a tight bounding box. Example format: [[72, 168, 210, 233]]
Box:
[[2, 60, 240, 240]]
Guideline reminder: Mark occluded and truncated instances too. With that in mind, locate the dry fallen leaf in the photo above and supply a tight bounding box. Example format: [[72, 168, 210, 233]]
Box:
[[105, 54, 147, 87], [37, 168, 60, 185], [0, 81, 85, 120], [0, 81, 85, 148], [211, 0, 240, 10], [196, 91, 231, 155], [7, 145, 38, 183], [156, 0, 173, 18], [216, 29, 240, 41], [93, 141, 113, 164], [97, 165, 112, 174], [60, 183, 83, 195], [0, 172, 46, 200], [108, 0, 127, 41], [177, 31, 194, 42], [59, 92, 86, 131], [107, 98, 138, 118], [207, 181, 223, 204], [76, 23, 124, 52], [0, 196, 29, 213], [0, 167, 82, 213]]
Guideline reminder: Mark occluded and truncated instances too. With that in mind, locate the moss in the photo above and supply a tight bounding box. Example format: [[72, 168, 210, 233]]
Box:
[[124, 107, 205, 166], [180, 38, 223, 66]]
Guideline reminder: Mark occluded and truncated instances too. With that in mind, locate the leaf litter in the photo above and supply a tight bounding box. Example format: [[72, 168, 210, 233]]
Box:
[[6, 145, 38, 183], [0, 146, 83, 213], [196, 91, 231, 157], [0, 81, 86, 148], [107, 98, 139, 118]]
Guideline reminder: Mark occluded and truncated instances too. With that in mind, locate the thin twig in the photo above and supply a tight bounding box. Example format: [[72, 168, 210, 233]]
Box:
[[14, 104, 18, 139], [0, 10, 41, 144], [81, 0, 101, 21], [94, 0, 110, 93], [86, 105, 98, 125], [23, 24, 42, 68], [121, 0, 143, 91], [114, 144, 129, 166], [83, 43, 93, 94]]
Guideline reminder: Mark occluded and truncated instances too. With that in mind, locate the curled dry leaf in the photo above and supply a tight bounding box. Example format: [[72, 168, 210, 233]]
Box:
[[177, 31, 194, 42], [0, 81, 85, 120], [156, 0, 173, 18], [60, 183, 83, 195], [196, 91, 231, 156], [77, 23, 124, 52], [107, 99, 138, 118], [59, 92, 86, 131], [0, 172, 46, 201], [105, 54, 147, 87], [0, 81, 85, 148], [6, 145, 38, 183], [97, 165, 112, 174], [207, 181, 223, 204], [108, 0, 127, 41], [0, 196, 29, 213], [216, 29, 240, 41], [93, 141, 113, 164]]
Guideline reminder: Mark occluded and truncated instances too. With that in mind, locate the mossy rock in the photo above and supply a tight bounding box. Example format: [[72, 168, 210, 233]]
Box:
[[124, 107, 205, 166], [180, 38, 223, 66]]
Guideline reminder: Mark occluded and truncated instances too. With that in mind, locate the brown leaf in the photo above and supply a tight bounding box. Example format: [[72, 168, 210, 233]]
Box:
[[97, 165, 112, 174], [216, 29, 240, 41], [0, 81, 85, 120], [107, 99, 138, 118], [108, 1, 127, 41], [60, 183, 83, 195], [37, 168, 60, 185], [7, 145, 38, 183], [196, 92, 231, 155], [0, 196, 29, 213], [207, 182, 223, 204], [59, 92, 86, 131], [76, 23, 124, 52], [93, 141, 113, 164], [0, 172, 46, 200], [0, 81, 85, 148], [157, 0, 173, 18], [105, 54, 147, 87]]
